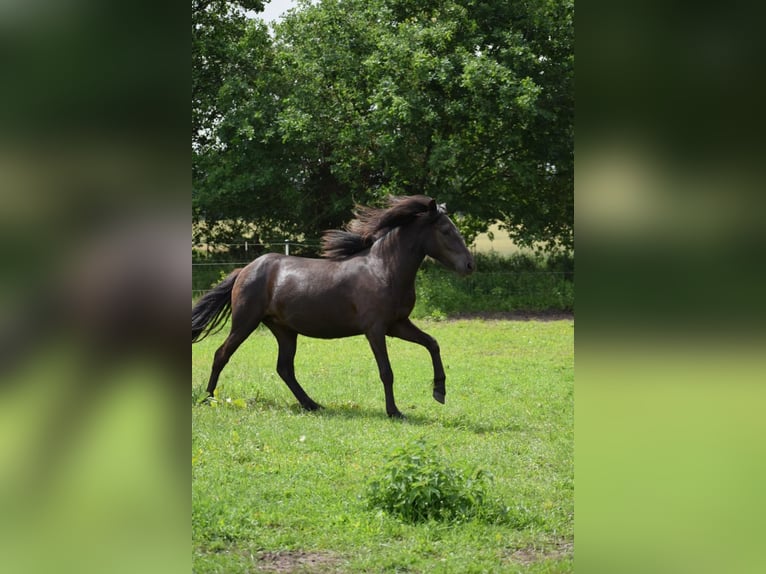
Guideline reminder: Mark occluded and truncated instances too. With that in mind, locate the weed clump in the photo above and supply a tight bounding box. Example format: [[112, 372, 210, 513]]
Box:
[[366, 438, 492, 523]]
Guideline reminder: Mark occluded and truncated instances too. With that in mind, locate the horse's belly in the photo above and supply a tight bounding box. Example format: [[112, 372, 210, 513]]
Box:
[[264, 261, 380, 338], [266, 294, 367, 339], [295, 322, 363, 339], [274, 311, 365, 339]]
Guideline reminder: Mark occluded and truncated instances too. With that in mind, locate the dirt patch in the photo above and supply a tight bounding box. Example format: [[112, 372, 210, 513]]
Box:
[[507, 539, 574, 565], [449, 310, 574, 322], [255, 550, 343, 572]]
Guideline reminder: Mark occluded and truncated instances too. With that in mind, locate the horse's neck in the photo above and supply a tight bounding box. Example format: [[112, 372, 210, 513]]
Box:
[[370, 227, 424, 287]]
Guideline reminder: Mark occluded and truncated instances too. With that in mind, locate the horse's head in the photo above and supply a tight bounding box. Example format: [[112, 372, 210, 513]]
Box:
[[421, 199, 475, 276]]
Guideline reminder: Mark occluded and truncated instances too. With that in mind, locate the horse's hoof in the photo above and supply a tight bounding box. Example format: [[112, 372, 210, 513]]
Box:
[[432, 389, 445, 404], [302, 402, 322, 412], [388, 410, 405, 420]]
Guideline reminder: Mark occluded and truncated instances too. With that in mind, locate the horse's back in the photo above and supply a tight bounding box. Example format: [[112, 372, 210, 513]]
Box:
[[232, 252, 284, 302], [235, 253, 381, 338]]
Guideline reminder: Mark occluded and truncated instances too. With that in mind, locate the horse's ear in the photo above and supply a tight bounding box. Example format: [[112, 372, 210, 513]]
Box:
[[427, 198, 437, 213]]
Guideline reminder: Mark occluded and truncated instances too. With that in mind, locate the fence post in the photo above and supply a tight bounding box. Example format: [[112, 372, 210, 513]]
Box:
[[284, 239, 290, 256]]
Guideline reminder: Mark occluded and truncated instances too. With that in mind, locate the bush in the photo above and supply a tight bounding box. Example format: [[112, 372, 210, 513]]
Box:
[[366, 439, 492, 523], [412, 251, 574, 318]]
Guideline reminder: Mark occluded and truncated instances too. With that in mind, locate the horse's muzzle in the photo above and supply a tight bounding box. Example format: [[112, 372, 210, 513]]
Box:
[[457, 257, 475, 276]]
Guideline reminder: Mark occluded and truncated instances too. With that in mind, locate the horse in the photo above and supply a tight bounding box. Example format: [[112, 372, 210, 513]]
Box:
[[192, 195, 475, 418]]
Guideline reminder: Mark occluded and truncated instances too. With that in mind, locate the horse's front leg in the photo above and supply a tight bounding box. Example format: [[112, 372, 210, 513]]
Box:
[[388, 318, 446, 404], [365, 330, 403, 418]]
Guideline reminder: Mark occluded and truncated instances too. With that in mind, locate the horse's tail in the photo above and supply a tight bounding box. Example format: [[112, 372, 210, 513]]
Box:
[[192, 268, 242, 343]]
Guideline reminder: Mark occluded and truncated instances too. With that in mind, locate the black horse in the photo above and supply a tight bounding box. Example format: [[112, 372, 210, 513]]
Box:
[[192, 195, 475, 418]]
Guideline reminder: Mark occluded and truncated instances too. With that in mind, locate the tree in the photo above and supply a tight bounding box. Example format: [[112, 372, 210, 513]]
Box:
[[193, 0, 304, 245], [192, 0, 573, 250], [193, 0, 264, 150], [273, 0, 573, 248]]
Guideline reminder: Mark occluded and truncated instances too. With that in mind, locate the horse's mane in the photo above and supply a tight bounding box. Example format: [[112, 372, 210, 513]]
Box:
[[320, 195, 438, 260]]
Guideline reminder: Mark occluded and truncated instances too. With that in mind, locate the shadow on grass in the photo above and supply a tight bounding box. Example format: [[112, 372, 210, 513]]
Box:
[[320, 402, 525, 434], [437, 415, 524, 435], [318, 402, 523, 434], [192, 386, 523, 434], [320, 402, 433, 425]]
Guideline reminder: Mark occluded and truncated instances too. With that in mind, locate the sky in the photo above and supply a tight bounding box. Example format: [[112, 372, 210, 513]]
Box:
[[255, 0, 298, 24]]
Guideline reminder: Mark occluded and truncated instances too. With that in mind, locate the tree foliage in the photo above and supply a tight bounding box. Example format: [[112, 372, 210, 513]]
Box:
[[192, 0, 573, 250]]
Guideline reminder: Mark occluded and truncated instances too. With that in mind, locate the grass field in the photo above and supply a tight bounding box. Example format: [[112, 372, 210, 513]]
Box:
[[192, 319, 573, 572]]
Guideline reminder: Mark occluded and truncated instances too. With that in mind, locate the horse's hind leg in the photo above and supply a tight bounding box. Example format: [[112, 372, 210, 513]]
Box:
[[265, 323, 321, 411], [205, 316, 259, 397]]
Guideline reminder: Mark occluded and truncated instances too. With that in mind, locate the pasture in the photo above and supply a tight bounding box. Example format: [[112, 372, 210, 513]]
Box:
[[192, 318, 573, 572]]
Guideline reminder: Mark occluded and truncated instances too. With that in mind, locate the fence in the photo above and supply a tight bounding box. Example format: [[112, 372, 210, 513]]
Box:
[[192, 241, 321, 297], [192, 242, 574, 314], [193, 240, 319, 259]]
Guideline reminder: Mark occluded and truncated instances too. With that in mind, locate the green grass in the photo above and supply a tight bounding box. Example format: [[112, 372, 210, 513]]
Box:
[[192, 319, 573, 572]]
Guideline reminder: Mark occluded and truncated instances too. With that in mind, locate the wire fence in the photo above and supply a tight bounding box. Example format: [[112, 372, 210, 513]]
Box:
[[192, 242, 574, 311], [192, 270, 572, 298], [192, 241, 320, 296], [193, 240, 321, 257]]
